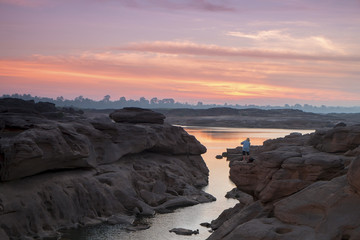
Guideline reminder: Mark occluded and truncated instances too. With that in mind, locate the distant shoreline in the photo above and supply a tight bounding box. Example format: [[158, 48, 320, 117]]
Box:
[[83, 107, 360, 130]]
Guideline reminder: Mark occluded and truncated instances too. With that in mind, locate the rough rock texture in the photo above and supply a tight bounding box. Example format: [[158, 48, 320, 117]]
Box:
[[309, 125, 360, 154], [0, 99, 214, 239], [109, 107, 165, 124], [208, 124, 360, 240]]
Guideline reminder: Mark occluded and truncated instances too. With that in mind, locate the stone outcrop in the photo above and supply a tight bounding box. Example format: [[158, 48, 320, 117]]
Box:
[[309, 125, 360, 155], [208, 124, 360, 240], [109, 107, 165, 124], [0, 98, 214, 239]]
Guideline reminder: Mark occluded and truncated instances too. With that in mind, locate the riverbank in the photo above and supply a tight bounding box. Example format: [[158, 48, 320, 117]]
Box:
[[207, 124, 360, 240], [87, 107, 360, 130]]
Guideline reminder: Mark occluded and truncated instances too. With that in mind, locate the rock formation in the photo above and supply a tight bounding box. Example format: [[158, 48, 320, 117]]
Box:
[[208, 124, 360, 240], [109, 107, 165, 124], [0, 98, 214, 239]]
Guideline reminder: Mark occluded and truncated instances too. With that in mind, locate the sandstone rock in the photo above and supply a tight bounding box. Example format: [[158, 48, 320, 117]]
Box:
[[309, 125, 360, 153], [107, 215, 135, 225], [0, 228, 9, 240], [109, 107, 165, 124], [0, 102, 214, 239], [347, 156, 360, 193], [0, 123, 97, 181], [210, 203, 245, 230], [125, 224, 151, 231], [0, 151, 214, 239], [207, 201, 270, 240], [0, 115, 206, 181], [139, 189, 167, 206], [334, 122, 347, 128], [274, 176, 360, 239], [200, 222, 211, 228], [225, 188, 254, 205], [209, 126, 360, 240], [217, 218, 316, 240], [230, 143, 348, 203], [155, 196, 199, 211], [169, 228, 199, 235]]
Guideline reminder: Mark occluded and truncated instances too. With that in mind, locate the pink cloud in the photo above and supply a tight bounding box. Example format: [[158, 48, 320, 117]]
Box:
[[117, 41, 360, 62], [117, 0, 235, 12], [0, 0, 47, 7]]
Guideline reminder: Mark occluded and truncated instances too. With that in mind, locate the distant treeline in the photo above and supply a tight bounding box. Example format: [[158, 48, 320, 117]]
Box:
[[1, 93, 360, 114]]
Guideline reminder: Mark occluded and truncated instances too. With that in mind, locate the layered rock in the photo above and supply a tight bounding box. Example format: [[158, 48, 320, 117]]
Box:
[[109, 107, 165, 124], [208, 125, 360, 240], [0, 98, 214, 239]]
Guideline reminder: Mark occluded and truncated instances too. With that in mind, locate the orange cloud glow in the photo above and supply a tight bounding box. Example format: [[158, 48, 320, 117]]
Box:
[[1, 45, 359, 105]]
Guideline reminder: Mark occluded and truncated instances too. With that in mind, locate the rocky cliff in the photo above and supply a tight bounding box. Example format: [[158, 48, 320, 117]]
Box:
[[0, 98, 215, 239], [208, 124, 360, 240]]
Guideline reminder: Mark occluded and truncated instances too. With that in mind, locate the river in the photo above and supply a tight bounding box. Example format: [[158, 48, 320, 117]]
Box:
[[61, 127, 313, 240]]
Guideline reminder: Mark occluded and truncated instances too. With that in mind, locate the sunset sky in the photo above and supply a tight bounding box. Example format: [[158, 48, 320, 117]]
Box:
[[1, 0, 360, 106]]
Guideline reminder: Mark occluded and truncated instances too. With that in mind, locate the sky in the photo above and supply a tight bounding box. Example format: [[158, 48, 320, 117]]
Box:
[[1, 0, 360, 106]]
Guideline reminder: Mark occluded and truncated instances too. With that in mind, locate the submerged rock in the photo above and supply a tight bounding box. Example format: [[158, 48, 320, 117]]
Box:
[[169, 228, 199, 235]]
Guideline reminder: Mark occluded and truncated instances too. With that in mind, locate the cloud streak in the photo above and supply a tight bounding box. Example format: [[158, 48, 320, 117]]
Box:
[[227, 30, 345, 54], [0, 0, 47, 7], [113, 0, 235, 12], [117, 41, 360, 62]]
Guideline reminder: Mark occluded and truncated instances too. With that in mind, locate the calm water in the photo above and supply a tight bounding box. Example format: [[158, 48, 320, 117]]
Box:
[[61, 127, 313, 240]]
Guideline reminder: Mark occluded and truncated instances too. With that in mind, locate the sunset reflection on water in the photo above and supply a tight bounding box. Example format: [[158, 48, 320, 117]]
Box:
[[183, 126, 314, 148]]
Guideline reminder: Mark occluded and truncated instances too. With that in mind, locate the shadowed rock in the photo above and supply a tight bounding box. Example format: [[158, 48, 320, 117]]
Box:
[[169, 228, 199, 235], [109, 107, 165, 124], [208, 126, 360, 240], [0, 100, 214, 239]]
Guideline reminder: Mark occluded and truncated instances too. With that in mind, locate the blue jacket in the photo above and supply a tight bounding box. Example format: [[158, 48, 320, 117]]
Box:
[[241, 140, 250, 151]]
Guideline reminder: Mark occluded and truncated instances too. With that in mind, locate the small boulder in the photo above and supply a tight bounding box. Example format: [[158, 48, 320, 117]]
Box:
[[200, 222, 211, 228], [334, 122, 347, 128], [109, 108, 165, 124], [169, 228, 199, 235]]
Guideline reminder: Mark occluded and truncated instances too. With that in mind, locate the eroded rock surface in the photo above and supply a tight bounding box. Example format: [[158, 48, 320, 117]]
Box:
[[109, 107, 165, 124], [208, 125, 360, 240], [0, 98, 214, 239]]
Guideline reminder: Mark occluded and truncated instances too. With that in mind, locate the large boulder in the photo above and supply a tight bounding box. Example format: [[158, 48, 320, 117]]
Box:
[[229, 144, 348, 202], [274, 176, 360, 240], [0, 114, 206, 181], [109, 107, 165, 124], [309, 125, 360, 154]]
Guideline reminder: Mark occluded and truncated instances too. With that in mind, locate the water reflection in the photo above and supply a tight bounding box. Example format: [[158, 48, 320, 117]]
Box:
[[185, 126, 314, 147], [61, 127, 314, 240]]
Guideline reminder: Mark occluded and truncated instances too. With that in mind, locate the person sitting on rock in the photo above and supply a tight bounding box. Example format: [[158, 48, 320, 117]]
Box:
[[241, 138, 250, 162]]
